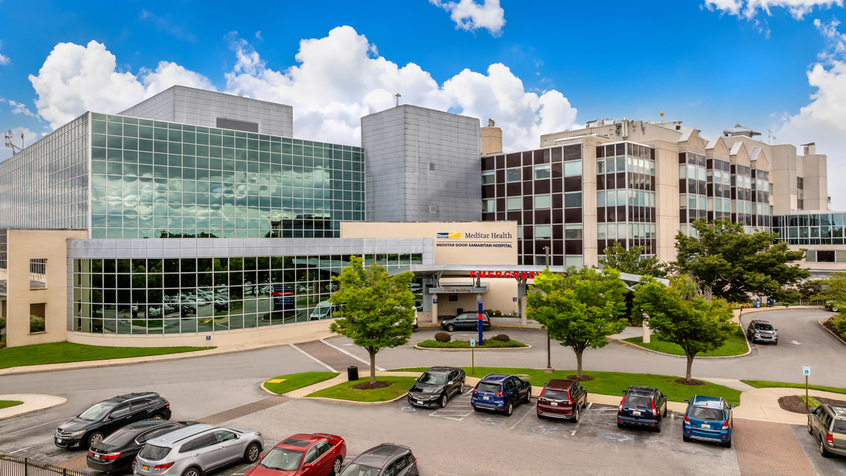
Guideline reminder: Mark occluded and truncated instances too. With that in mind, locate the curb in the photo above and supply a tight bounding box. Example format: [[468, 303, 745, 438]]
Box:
[[0, 395, 68, 421], [299, 393, 409, 406], [413, 343, 532, 351], [609, 337, 752, 360], [818, 318, 846, 347]]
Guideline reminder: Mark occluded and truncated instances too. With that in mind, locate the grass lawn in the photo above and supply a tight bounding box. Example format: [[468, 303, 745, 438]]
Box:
[[741, 380, 846, 395], [307, 376, 418, 402], [623, 328, 748, 357], [0, 342, 211, 370], [263, 372, 339, 394], [0, 400, 23, 410], [392, 367, 742, 405], [418, 339, 527, 348]]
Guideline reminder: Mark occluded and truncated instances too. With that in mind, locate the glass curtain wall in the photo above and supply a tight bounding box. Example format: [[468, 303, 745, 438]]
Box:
[[89, 113, 365, 239], [72, 253, 423, 335]]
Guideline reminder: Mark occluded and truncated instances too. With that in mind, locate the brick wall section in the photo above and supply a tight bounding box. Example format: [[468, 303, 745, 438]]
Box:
[[733, 419, 816, 476]]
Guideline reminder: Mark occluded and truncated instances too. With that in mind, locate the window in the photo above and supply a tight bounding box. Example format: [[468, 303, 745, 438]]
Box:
[[534, 164, 551, 180], [482, 199, 495, 213], [110, 405, 130, 419], [506, 197, 522, 211], [565, 224, 582, 239], [565, 256, 583, 268], [214, 430, 237, 443], [534, 195, 551, 209], [535, 225, 552, 240], [564, 192, 582, 208], [506, 168, 521, 183], [597, 159, 605, 174], [482, 170, 495, 184], [563, 160, 582, 177]]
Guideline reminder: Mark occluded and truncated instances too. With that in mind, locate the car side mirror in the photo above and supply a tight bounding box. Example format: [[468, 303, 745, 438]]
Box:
[[684, 399, 689, 404], [303, 463, 312, 470], [622, 390, 627, 395], [808, 408, 815, 414], [259, 455, 264, 461], [730, 404, 735, 409]]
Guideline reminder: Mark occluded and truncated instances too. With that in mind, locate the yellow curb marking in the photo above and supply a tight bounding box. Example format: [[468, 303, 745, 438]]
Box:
[[267, 379, 286, 384]]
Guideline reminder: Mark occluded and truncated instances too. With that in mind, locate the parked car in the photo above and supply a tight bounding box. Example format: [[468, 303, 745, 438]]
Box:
[[826, 300, 839, 312], [617, 386, 668, 432], [470, 373, 532, 416], [440, 312, 491, 332], [536, 379, 588, 422], [746, 319, 779, 345], [682, 395, 734, 447], [407, 367, 466, 408], [134, 423, 263, 476], [214, 297, 229, 312], [808, 404, 846, 458], [310, 301, 337, 320], [87, 420, 199, 473], [245, 433, 346, 476], [338, 443, 418, 476], [55, 392, 171, 449]]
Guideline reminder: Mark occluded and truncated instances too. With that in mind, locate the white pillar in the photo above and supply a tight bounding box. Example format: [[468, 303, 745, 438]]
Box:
[[431, 296, 438, 324], [521, 294, 528, 326], [643, 320, 651, 344]]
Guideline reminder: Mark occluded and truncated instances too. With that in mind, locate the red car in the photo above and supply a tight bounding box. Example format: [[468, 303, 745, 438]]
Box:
[[246, 433, 346, 476]]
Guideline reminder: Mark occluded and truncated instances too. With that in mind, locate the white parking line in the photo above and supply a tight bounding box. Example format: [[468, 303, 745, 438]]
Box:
[[290, 344, 337, 373], [508, 405, 534, 430], [320, 339, 385, 371], [9, 446, 31, 454], [1, 417, 68, 437]]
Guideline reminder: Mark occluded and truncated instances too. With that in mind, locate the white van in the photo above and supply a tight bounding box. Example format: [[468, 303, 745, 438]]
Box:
[[310, 301, 335, 320]]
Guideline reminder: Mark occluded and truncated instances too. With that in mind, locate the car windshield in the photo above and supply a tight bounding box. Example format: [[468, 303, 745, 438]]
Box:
[[260, 447, 304, 471], [689, 407, 724, 421], [754, 324, 774, 331], [79, 403, 116, 421], [541, 389, 569, 400], [418, 372, 447, 385], [139, 445, 170, 461], [624, 396, 652, 408], [476, 383, 500, 394], [339, 463, 381, 476]]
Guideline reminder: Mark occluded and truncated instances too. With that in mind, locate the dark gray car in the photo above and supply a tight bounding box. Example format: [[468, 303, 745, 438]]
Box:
[[339, 444, 418, 476], [134, 423, 263, 476]]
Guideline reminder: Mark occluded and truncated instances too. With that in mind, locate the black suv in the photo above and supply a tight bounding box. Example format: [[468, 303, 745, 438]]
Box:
[[808, 404, 846, 458], [440, 312, 492, 332], [55, 392, 171, 449], [617, 386, 668, 432], [87, 419, 198, 473], [407, 367, 466, 408], [746, 320, 778, 345]]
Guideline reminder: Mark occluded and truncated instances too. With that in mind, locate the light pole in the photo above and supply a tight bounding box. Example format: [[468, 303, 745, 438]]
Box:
[[544, 246, 552, 372]]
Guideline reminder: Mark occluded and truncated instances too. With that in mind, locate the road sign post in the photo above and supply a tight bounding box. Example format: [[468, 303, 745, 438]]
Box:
[[803, 366, 811, 412], [470, 338, 475, 375], [477, 299, 484, 346]]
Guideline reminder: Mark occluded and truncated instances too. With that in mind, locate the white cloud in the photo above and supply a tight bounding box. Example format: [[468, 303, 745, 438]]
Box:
[[28, 40, 215, 129], [815, 17, 846, 60], [0, 40, 10, 65], [429, 0, 506, 36], [704, 0, 843, 19], [8, 100, 38, 118], [223, 27, 577, 150]]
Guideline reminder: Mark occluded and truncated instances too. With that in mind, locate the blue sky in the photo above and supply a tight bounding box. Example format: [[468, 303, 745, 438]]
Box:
[[2, 0, 845, 206]]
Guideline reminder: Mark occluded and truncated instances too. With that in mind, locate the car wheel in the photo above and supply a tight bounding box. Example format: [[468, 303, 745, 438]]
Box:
[[723, 438, 732, 449], [537, 412, 544, 420], [774, 340, 778, 346], [244, 443, 261, 463], [617, 422, 624, 428], [583, 395, 588, 409], [524, 389, 531, 404], [663, 405, 668, 417], [683, 435, 691, 442], [505, 401, 513, 417], [821, 437, 832, 458], [573, 406, 579, 423], [808, 418, 813, 434], [152, 414, 164, 420], [446, 324, 455, 332], [130, 459, 136, 473], [87, 431, 105, 448], [182, 467, 201, 476], [473, 406, 482, 412], [441, 394, 448, 408], [654, 425, 662, 433], [332, 456, 343, 476], [459, 381, 465, 394]]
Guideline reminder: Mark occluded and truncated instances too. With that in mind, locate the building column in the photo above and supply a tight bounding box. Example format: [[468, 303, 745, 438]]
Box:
[[520, 281, 528, 326], [643, 320, 651, 344], [431, 296, 438, 324]]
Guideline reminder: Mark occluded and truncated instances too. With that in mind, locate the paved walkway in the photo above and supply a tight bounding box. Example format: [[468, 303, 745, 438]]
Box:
[[0, 394, 66, 421], [733, 419, 817, 476]]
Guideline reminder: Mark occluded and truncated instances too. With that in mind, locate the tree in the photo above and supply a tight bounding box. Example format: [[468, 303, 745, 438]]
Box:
[[527, 267, 628, 378], [328, 257, 416, 384], [674, 218, 809, 303], [602, 242, 667, 278], [633, 275, 737, 382]]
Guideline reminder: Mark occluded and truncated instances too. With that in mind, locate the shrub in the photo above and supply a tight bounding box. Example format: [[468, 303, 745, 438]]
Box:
[[434, 332, 451, 343], [0, 315, 5, 329], [0, 334, 5, 349], [833, 314, 846, 337], [30, 315, 45, 333], [492, 334, 510, 342]]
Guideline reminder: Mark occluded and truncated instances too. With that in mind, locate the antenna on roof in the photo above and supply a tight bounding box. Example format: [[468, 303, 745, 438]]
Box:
[[4, 130, 24, 155], [768, 130, 776, 145], [395, 93, 401, 107]]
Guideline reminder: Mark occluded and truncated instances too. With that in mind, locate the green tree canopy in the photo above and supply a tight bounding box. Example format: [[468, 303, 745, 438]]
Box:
[[673, 218, 809, 303], [602, 242, 667, 278], [328, 257, 416, 383], [527, 267, 628, 378], [632, 275, 737, 382], [812, 272, 846, 310]]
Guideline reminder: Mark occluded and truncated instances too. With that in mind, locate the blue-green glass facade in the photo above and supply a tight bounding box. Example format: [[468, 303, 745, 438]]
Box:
[[89, 113, 365, 239]]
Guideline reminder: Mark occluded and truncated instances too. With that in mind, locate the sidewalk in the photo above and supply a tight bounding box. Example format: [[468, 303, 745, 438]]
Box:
[[0, 394, 66, 421]]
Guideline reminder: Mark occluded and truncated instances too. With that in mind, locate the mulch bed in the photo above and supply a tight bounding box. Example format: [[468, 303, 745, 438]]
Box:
[[674, 378, 706, 386], [822, 318, 846, 343], [567, 375, 595, 382], [351, 381, 392, 390], [778, 395, 846, 414]]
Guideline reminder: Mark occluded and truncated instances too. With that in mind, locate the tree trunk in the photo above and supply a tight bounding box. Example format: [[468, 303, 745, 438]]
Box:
[[575, 350, 584, 378], [685, 352, 694, 381], [369, 348, 377, 384]]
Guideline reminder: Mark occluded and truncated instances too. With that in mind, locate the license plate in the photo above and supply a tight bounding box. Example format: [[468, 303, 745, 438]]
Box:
[[483, 396, 490, 401], [702, 424, 710, 429], [142, 465, 149, 471], [633, 411, 641, 416], [56, 439, 62, 443], [416, 400, 424, 405], [551, 402, 558, 406], [94, 455, 100, 459]]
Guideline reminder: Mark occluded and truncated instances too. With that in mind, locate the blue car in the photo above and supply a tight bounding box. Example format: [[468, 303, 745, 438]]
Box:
[[470, 373, 532, 416], [682, 395, 734, 447]]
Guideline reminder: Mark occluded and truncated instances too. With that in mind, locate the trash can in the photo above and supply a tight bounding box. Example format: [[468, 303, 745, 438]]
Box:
[[347, 366, 359, 381]]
